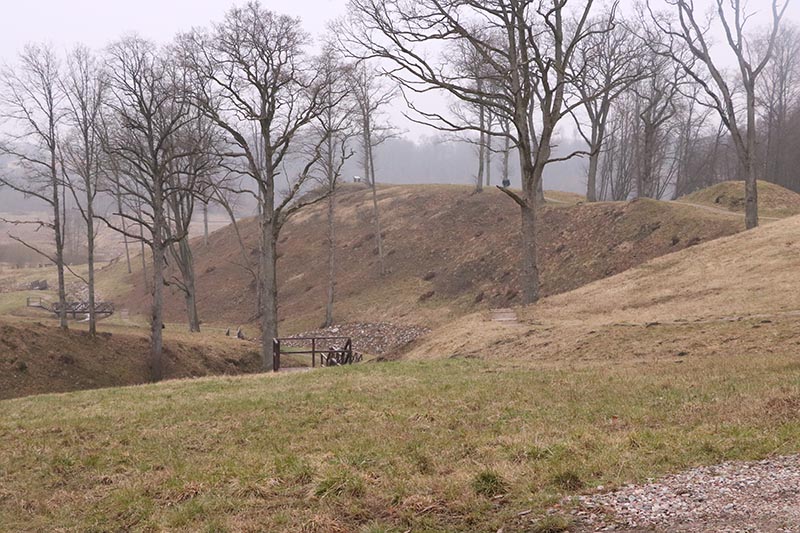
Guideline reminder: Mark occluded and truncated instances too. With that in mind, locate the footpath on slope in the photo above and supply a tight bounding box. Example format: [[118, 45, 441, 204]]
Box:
[[672, 200, 782, 221]]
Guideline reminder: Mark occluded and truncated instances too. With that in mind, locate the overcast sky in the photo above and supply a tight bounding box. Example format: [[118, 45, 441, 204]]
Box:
[[0, 0, 797, 143], [2, 0, 796, 56], [0, 1, 348, 58]]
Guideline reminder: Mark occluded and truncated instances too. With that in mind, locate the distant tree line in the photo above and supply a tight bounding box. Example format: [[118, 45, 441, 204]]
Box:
[[0, 2, 393, 380]]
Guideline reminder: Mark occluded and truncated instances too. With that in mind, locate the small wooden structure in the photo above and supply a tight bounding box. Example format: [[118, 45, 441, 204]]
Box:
[[272, 336, 360, 372], [27, 297, 115, 319]]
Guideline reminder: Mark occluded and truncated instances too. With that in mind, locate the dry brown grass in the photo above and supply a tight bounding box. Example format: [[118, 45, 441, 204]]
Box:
[[406, 213, 800, 363], [680, 180, 800, 218], [0, 317, 262, 400], [118, 184, 743, 334]]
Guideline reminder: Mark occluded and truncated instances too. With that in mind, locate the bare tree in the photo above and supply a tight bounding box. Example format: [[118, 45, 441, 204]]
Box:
[[649, 0, 790, 229], [349, 62, 396, 276], [61, 45, 107, 336], [164, 111, 219, 333], [634, 56, 683, 199], [310, 46, 356, 328], [101, 36, 198, 382], [573, 14, 642, 201], [347, 0, 610, 304], [756, 23, 800, 190], [598, 93, 638, 200], [0, 44, 69, 328], [183, 2, 328, 370], [672, 84, 715, 198]]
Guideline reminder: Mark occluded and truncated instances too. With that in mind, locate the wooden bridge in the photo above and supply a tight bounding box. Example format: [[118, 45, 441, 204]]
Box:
[[272, 336, 362, 372], [26, 297, 115, 319]]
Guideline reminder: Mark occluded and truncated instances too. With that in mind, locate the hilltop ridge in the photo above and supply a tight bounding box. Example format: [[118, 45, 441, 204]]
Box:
[[119, 183, 750, 333]]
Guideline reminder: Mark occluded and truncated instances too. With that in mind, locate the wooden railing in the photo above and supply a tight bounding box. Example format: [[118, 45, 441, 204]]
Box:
[[26, 297, 115, 318], [271, 336, 361, 372]]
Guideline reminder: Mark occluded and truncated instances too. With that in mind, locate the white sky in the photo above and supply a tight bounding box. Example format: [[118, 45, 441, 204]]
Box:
[[0, 1, 348, 53], [0, 0, 797, 142]]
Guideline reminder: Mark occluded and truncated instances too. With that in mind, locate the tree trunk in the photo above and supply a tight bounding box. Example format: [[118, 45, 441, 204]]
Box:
[[178, 237, 201, 332], [203, 200, 209, 246], [365, 114, 386, 276], [136, 196, 150, 292], [369, 158, 385, 276], [476, 81, 485, 193], [150, 239, 165, 382], [517, 137, 541, 304], [117, 183, 132, 274], [86, 185, 96, 337], [51, 149, 68, 330], [586, 124, 602, 202], [744, 89, 759, 229], [259, 212, 279, 371], [502, 134, 510, 186], [325, 191, 335, 328], [586, 151, 599, 203], [485, 115, 493, 187], [535, 171, 545, 204]]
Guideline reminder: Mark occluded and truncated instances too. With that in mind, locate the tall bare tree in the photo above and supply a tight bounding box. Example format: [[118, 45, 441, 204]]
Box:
[[183, 2, 327, 370], [101, 36, 198, 382], [164, 111, 218, 333], [61, 45, 107, 336], [573, 14, 642, 201], [0, 44, 69, 328], [649, 0, 790, 229], [347, 0, 610, 304], [757, 23, 800, 189], [311, 47, 355, 328], [349, 62, 396, 276]]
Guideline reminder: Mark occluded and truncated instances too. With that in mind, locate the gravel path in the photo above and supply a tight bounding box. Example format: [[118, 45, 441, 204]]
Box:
[[576, 455, 800, 532]]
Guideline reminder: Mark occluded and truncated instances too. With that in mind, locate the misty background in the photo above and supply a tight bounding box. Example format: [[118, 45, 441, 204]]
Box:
[[0, 0, 600, 214]]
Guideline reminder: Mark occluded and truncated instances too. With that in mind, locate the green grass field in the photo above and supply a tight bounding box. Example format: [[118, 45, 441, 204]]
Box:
[[2, 352, 799, 532]]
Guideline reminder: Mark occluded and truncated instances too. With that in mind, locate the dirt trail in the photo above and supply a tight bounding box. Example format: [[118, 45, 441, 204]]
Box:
[[672, 200, 782, 221]]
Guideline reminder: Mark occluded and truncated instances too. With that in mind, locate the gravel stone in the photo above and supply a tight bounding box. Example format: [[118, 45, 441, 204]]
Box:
[[286, 322, 430, 356], [576, 455, 800, 532]]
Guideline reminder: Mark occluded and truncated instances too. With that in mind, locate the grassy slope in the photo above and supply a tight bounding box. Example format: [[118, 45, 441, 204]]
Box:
[[121, 184, 745, 333], [0, 318, 261, 400], [1, 353, 799, 532], [679, 180, 800, 218], [3, 189, 800, 531], [407, 213, 800, 363]]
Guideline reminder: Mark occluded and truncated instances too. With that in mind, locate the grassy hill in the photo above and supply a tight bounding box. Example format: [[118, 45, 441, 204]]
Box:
[[120, 184, 747, 334], [679, 180, 800, 218], [4, 181, 795, 401], [3, 188, 800, 531], [405, 211, 800, 363]]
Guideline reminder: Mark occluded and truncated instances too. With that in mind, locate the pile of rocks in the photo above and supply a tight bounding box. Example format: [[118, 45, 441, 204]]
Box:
[[66, 281, 105, 303], [286, 322, 430, 356], [576, 455, 800, 532]]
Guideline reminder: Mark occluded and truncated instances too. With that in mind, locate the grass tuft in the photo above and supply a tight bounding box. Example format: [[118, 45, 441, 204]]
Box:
[[551, 470, 584, 491], [314, 468, 366, 499], [472, 469, 507, 497]]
